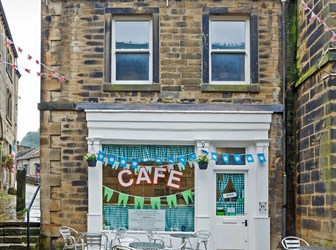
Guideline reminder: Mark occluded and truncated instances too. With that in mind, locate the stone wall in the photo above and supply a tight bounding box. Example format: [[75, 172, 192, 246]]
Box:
[[295, 0, 336, 248], [40, 0, 285, 248]]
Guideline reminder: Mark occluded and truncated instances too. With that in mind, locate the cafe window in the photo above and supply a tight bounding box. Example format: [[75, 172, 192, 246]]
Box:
[[102, 144, 195, 232]]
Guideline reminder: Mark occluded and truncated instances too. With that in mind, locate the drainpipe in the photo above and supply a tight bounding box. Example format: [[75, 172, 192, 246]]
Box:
[[281, 0, 287, 239]]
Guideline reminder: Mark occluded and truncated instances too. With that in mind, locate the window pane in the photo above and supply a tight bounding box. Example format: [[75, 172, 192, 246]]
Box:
[[116, 21, 149, 49], [216, 173, 245, 216], [116, 53, 149, 81], [211, 21, 245, 50], [211, 54, 245, 81]]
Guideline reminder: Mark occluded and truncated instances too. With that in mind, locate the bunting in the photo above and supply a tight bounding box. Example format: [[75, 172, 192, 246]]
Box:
[[95, 150, 267, 171], [103, 186, 194, 209], [300, 0, 336, 42], [0, 32, 67, 82]]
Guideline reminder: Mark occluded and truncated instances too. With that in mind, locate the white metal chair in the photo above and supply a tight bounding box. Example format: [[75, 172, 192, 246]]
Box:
[[281, 236, 309, 250], [59, 226, 85, 250], [146, 230, 173, 248], [186, 230, 211, 250], [84, 232, 108, 249]]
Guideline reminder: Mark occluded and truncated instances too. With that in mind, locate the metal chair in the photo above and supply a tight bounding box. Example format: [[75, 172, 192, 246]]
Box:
[[281, 236, 309, 250], [84, 232, 108, 249], [146, 230, 173, 248], [59, 226, 85, 250], [186, 230, 211, 250]]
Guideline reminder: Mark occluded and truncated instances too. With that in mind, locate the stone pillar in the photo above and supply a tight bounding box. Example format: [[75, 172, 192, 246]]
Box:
[[16, 165, 26, 211]]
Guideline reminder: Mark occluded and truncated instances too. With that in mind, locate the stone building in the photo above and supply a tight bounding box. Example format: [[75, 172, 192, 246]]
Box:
[[39, 0, 289, 249], [0, 1, 19, 193], [294, 0, 336, 248]]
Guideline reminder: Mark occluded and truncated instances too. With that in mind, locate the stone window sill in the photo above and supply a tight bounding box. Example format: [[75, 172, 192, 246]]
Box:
[[103, 84, 161, 92], [201, 84, 260, 93]]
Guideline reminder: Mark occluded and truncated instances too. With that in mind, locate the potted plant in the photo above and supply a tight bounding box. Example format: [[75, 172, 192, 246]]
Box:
[[84, 152, 97, 167], [2, 154, 14, 171], [197, 152, 209, 170]]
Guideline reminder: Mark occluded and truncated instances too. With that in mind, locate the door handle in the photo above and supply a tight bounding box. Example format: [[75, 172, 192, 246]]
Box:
[[242, 220, 247, 227]]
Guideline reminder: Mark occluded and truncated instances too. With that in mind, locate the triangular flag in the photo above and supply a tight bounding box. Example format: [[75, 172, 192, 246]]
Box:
[[150, 197, 161, 209], [119, 157, 128, 168], [118, 193, 129, 207], [108, 154, 117, 166], [112, 161, 120, 170], [245, 154, 254, 163], [222, 153, 230, 164], [97, 151, 106, 162], [309, 12, 316, 23], [181, 190, 193, 204], [134, 196, 145, 209], [211, 152, 218, 161], [131, 159, 139, 170], [18, 47, 23, 53], [257, 153, 267, 163], [25, 68, 31, 74], [166, 195, 177, 208], [177, 155, 187, 165], [28, 55, 32, 60], [189, 153, 197, 161], [167, 164, 174, 172], [154, 158, 162, 165], [233, 154, 242, 164], [103, 187, 114, 202]]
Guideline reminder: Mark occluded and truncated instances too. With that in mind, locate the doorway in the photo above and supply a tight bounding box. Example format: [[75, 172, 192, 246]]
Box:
[[214, 172, 248, 250]]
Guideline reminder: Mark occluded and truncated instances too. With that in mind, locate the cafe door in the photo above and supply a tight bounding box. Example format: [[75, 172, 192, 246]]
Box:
[[214, 172, 248, 250]]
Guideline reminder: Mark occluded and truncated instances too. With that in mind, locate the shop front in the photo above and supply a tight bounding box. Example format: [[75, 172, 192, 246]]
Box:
[[83, 105, 276, 250]]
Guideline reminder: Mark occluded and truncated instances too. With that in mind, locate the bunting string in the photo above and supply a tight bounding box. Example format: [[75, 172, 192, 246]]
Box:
[[300, 0, 336, 42], [0, 32, 67, 82], [103, 185, 194, 199]]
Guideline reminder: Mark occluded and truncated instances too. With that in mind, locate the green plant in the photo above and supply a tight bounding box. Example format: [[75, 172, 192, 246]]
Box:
[[84, 152, 97, 161], [197, 152, 209, 163], [2, 154, 14, 170]]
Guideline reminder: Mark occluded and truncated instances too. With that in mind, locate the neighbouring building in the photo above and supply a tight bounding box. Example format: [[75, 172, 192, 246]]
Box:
[[0, 1, 19, 194], [16, 146, 40, 185], [39, 0, 292, 249], [294, 0, 336, 248]]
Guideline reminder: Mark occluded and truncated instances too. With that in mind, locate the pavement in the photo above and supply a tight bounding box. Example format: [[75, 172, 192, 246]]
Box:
[[0, 183, 40, 223]]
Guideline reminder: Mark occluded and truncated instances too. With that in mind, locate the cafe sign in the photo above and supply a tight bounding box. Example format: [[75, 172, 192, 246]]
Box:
[[118, 167, 183, 189]]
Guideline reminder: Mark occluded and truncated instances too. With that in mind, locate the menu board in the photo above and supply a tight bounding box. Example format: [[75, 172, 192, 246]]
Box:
[[128, 209, 165, 231]]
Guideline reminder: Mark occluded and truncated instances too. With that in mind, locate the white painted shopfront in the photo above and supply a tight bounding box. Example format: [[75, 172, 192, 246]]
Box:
[[83, 105, 276, 250]]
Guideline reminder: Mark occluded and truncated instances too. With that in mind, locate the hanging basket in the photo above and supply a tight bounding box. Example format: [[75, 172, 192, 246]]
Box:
[[87, 159, 97, 167], [198, 162, 208, 170]]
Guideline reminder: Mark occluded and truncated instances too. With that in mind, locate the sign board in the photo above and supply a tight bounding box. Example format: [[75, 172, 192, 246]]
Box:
[[223, 192, 237, 199], [128, 209, 165, 231]]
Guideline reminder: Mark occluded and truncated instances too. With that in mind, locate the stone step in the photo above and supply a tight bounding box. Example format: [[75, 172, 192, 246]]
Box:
[[0, 235, 40, 244], [1, 227, 40, 236], [0, 243, 39, 250]]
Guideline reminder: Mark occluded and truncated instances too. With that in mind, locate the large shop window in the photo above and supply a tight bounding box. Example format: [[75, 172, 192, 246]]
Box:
[[102, 145, 195, 232]]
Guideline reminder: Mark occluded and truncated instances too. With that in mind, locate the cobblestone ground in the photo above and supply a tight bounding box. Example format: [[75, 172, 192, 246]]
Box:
[[0, 184, 40, 222]]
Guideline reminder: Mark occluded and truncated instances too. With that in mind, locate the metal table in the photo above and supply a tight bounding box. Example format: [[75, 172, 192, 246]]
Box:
[[129, 242, 164, 249], [170, 233, 197, 244]]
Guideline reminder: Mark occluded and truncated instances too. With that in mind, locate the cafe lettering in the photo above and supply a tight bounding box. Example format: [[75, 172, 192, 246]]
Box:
[[118, 167, 184, 189]]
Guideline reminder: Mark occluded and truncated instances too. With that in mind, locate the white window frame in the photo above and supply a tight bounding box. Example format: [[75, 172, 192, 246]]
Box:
[[209, 16, 250, 85], [111, 17, 153, 85]]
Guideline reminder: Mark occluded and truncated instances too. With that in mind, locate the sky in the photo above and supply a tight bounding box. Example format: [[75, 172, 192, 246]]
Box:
[[2, 0, 41, 142]]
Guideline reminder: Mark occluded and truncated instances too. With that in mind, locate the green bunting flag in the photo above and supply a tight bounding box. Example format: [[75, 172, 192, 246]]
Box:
[[103, 187, 114, 202], [150, 197, 161, 209], [134, 196, 145, 209], [118, 193, 129, 207], [166, 194, 177, 208], [181, 190, 193, 204]]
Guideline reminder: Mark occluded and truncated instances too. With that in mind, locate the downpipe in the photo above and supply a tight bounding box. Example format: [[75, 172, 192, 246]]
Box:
[[281, 0, 288, 240]]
